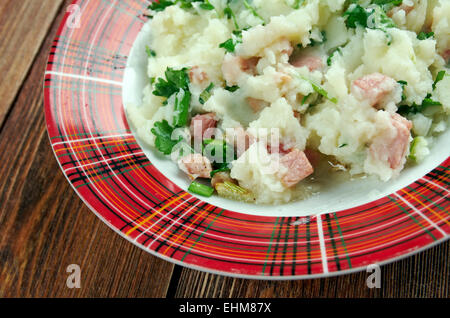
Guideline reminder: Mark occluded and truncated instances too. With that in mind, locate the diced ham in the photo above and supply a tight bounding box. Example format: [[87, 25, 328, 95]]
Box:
[[241, 57, 260, 74], [190, 113, 217, 141], [222, 55, 260, 85], [222, 55, 242, 86], [189, 66, 208, 85], [267, 142, 293, 155], [178, 153, 212, 180], [226, 127, 256, 158], [388, 4, 414, 17], [277, 149, 314, 188], [400, 4, 414, 14], [369, 113, 412, 170], [351, 73, 399, 107], [291, 55, 324, 72], [246, 97, 268, 113]]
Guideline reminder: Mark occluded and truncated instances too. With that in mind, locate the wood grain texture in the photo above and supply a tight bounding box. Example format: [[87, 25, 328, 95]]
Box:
[[0, 0, 63, 128], [0, 0, 448, 298], [174, 242, 449, 298], [0, 1, 174, 298]]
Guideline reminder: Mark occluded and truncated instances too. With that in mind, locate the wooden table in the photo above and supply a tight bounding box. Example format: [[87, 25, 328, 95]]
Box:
[[0, 0, 448, 298]]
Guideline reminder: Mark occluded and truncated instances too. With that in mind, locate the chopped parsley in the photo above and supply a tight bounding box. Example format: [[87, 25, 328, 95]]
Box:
[[327, 47, 342, 66], [199, 0, 214, 11], [148, 0, 215, 16], [172, 89, 191, 127], [344, 4, 372, 29], [398, 96, 442, 115], [151, 120, 183, 155], [417, 31, 435, 40], [371, 0, 404, 12], [148, 0, 176, 12], [301, 94, 311, 105], [307, 31, 327, 47], [224, 5, 239, 30], [220, 0, 264, 53], [219, 38, 237, 53], [153, 67, 190, 99], [151, 67, 192, 154], [296, 74, 338, 104], [399, 70, 447, 115], [219, 30, 243, 53], [433, 70, 446, 90], [310, 81, 338, 104], [243, 0, 265, 24], [290, 0, 306, 10], [343, 3, 397, 45], [397, 80, 408, 101], [145, 45, 156, 57], [225, 85, 240, 92]]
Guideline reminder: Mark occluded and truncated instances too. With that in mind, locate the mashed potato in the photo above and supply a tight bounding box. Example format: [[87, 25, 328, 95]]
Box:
[[128, 0, 450, 204]]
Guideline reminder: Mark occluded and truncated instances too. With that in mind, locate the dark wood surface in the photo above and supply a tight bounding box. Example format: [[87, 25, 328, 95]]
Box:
[[0, 0, 63, 127], [0, 1, 448, 298]]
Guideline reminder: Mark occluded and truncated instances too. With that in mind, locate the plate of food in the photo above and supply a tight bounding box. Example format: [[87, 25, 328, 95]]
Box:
[[44, 0, 450, 279]]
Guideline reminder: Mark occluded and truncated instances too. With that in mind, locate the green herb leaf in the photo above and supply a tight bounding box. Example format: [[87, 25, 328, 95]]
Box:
[[327, 47, 342, 66], [224, 6, 239, 29], [371, 0, 404, 12], [398, 95, 442, 115], [145, 45, 156, 57], [219, 30, 243, 53], [219, 39, 237, 53], [397, 80, 408, 101], [153, 67, 192, 128], [148, 0, 215, 17], [173, 89, 191, 128], [301, 94, 311, 105], [243, 0, 264, 23], [308, 31, 327, 47], [343, 3, 397, 44], [153, 67, 190, 99], [151, 120, 182, 155], [344, 4, 371, 28], [290, 0, 305, 10], [225, 85, 240, 92], [433, 70, 446, 90], [148, 0, 175, 12], [297, 75, 338, 104], [199, 1, 214, 10], [417, 31, 435, 40]]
